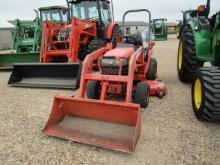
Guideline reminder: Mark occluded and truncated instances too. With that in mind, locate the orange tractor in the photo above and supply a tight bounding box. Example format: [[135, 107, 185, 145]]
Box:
[[8, 0, 121, 89], [43, 9, 166, 153]]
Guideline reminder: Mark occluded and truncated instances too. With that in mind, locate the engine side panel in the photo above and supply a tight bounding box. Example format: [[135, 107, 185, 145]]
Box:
[[211, 13, 220, 66], [188, 18, 212, 62]]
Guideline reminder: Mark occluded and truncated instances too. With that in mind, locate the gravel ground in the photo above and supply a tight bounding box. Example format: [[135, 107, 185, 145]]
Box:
[[0, 35, 220, 164]]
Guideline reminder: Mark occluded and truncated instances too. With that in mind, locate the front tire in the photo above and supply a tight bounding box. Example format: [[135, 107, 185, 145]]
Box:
[[78, 39, 105, 61], [134, 82, 150, 108], [177, 26, 203, 83], [86, 81, 101, 100], [192, 67, 220, 122]]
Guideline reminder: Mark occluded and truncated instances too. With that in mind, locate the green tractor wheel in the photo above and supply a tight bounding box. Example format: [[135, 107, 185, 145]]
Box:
[[192, 67, 220, 122], [177, 26, 203, 83]]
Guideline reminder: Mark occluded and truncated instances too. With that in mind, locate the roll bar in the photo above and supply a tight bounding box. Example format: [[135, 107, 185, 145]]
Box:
[[122, 9, 152, 47]]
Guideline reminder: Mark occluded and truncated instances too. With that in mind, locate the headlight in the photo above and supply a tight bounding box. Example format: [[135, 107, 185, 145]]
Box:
[[60, 30, 68, 38], [59, 28, 69, 40]]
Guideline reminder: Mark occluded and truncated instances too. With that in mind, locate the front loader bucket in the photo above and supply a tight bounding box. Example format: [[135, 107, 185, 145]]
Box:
[[8, 63, 82, 90], [43, 96, 141, 153]]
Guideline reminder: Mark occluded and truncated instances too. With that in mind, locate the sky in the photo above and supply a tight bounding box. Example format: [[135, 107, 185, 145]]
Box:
[[0, 0, 219, 23]]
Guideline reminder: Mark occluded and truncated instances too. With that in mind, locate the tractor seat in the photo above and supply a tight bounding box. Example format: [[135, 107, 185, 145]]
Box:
[[123, 33, 143, 46], [116, 43, 135, 49]]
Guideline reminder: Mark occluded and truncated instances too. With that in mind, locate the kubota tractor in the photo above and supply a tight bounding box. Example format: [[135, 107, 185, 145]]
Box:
[[177, 0, 220, 122], [43, 9, 166, 153], [8, 0, 122, 90], [152, 18, 167, 41], [40, 0, 121, 63]]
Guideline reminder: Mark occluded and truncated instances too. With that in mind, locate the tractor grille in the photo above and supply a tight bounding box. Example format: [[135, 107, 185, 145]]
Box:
[[101, 58, 129, 75], [101, 68, 120, 75]]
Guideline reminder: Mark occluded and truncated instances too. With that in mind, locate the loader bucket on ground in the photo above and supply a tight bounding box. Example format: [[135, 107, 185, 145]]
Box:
[[0, 52, 39, 70], [43, 96, 141, 153], [8, 63, 82, 90]]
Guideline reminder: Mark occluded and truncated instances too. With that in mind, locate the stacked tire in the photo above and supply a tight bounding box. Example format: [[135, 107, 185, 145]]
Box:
[[192, 67, 220, 122]]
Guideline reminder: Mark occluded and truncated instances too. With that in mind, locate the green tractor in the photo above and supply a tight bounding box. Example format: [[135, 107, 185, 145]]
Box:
[[177, 9, 198, 38], [152, 18, 167, 41], [12, 6, 68, 53], [177, 0, 220, 121], [0, 6, 67, 69], [12, 17, 41, 53]]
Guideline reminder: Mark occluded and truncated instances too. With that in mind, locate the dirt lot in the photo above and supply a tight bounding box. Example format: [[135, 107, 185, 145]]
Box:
[[0, 35, 219, 164]]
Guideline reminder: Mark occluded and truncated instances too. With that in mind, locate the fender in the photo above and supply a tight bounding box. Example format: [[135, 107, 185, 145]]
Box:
[[210, 13, 220, 66], [105, 22, 118, 40], [187, 17, 212, 62]]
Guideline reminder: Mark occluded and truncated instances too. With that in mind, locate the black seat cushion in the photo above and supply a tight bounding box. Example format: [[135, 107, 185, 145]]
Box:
[[124, 33, 143, 46], [116, 43, 135, 49]]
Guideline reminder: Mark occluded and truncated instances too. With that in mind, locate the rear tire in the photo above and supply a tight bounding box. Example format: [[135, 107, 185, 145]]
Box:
[[78, 39, 105, 61], [111, 25, 122, 48], [177, 26, 203, 83], [86, 81, 101, 99], [134, 82, 150, 108], [192, 67, 220, 122], [78, 45, 89, 61], [147, 58, 157, 80], [78, 25, 121, 61]]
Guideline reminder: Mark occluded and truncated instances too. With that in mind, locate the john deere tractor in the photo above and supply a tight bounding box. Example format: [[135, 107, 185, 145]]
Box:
[[177, 0, 220, 121], [152, 18, 167, 41], [177, 9, 198, 38]]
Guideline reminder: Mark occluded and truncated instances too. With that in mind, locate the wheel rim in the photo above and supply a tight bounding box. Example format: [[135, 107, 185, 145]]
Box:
[[194, 78, 202, 110], [178, 42, 183, 70]]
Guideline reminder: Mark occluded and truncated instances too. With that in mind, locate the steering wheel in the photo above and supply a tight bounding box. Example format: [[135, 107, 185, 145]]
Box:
[[123, 36, 137, 45]]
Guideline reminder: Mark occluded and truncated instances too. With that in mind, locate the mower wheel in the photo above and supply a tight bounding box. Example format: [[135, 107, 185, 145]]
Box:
[[134, 82, 150, 108], [86, 80, 101, 100], [177, 26, 203, 83], [147, 58, 157, 80], [192, 67, 220, 122]]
